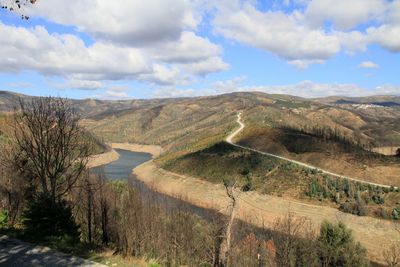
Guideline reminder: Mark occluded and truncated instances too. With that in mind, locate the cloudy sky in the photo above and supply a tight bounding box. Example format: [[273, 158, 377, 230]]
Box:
[[0, 0, 400, 99]]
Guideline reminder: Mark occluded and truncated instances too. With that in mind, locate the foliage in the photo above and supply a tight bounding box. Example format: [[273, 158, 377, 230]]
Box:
[[339, 201, 368, 216], [0, 210, 8, 228], [163, 141, 308, 195], [318, 221, 368, 267], [22, 194, 79, 239], [279, 124, 371, 154], [305, 176, 400, 219], [392, 205, 400, 220]]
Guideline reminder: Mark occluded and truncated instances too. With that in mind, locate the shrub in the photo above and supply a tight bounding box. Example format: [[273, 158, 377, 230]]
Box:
[[372, 194, 385, 205], [0, 210, 8, 228], [392, 206, 400, 220], [375, 207, 389, 219], [22, 194, 79, 239], [339, 200, 367, 216], [318, 221, 368, 267], [241, 174, 253, 192]]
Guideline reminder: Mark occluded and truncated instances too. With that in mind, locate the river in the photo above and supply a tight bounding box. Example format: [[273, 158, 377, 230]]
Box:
[[90, 148, 217, 220]]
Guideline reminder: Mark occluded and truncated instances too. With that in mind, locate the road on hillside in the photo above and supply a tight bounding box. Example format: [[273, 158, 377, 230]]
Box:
[[226, 112, 395, 189], [0, 236, 106, 267]]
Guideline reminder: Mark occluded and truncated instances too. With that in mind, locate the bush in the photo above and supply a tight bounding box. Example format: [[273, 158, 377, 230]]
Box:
[[392, 206, 400, 220], [0, 210, 8, 228], [375, 207, 389, 219], [339, 200, 367, 216], [372, 194, 385, 205], [241, 174, 253, 192], [318, 221, 368, 267], [22, 194, 79, 239]]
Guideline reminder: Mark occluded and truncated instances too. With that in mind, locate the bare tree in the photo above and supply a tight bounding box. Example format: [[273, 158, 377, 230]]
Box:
[[0, 143, 31, 226], [383, 225, 400, 267], [219, 181, 239, 267], [1, 0, 36, 19], [12, 97, 93, 202]]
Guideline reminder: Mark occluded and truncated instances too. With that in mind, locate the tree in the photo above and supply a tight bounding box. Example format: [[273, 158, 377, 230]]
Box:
[[318, 221, 368, 267], [12, 97, 94, 203], [1, 0, 36, 19], [218, 180, 239, 267]]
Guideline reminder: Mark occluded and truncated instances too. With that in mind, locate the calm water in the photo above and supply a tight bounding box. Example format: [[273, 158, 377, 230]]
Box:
[[91, 149, 152, 180], [91, 148, 217, 220]]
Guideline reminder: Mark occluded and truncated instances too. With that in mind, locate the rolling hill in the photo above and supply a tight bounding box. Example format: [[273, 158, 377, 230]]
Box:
[[1, 90, 399, 173]]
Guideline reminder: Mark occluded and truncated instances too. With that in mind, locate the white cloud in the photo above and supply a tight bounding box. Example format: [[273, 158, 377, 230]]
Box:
[[336, 31, 368, 54], [52, 79, 103, 90], [305, 0, 386, 30], [358, 61, 379, 69], [0, 0, 229, 88], [139, 64, 189, 86], [179, 56, 229, 76], [152, 87, 197, 98], [29, 0, 200, 46], [0, 23, 150, 80], [213, 2, 340, 65], [90, 85, 132, 100], [212, 0, 400, 69], [374, 85, 400, 95], [219, 80, 368, 98], [153, 79, 400, 99], [152, 31, 222, 64], [367, 24, 400, 52], [213, 76, 246, 93], [0, 20, 227, 87]]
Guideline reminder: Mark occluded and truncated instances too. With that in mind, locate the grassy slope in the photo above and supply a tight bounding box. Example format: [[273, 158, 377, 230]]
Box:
[[162, 142, 314, 196], [83, 94, 246, 156], [162, 141, 400, 220], [236, 123, 400, 186]]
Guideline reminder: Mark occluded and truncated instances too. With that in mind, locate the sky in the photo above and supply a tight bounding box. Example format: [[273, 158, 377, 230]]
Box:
[[0, 0, 400, 99]]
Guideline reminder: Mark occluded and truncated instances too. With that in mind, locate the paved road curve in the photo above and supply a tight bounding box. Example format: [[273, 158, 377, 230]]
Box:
[[0, 236, 106, 267], [226, 112, 396, 189]]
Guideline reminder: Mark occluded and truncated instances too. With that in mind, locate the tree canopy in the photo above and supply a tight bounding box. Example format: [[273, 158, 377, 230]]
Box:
[[1, 0, 36, 19]]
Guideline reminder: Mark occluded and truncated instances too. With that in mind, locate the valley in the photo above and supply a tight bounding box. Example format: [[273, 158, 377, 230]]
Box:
[[1, 90, 400, 265]]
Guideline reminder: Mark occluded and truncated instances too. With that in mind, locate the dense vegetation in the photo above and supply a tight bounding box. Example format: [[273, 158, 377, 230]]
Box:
[[306, 176, 400, 220]]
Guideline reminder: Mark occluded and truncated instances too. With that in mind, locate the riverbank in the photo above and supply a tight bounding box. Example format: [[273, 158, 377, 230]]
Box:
[[87, 149, 119, 168], [87, 143, 162, 168], [110, 143, 162, 158], [134, 160, 398, 264]]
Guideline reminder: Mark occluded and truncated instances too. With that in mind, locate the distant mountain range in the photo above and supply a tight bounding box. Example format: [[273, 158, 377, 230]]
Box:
[[1, 90, 400, 151]]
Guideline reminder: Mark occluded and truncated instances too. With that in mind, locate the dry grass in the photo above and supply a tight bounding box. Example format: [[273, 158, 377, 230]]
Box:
[[134, 160, 400, 264], [237, 124, 400, 186], [373, 146, 399, 156], [110, 143, 162, 158], [87, 149, 119, 168]]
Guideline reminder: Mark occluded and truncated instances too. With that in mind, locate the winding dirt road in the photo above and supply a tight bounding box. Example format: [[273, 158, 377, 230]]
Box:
[[227, 112, 396, 189]]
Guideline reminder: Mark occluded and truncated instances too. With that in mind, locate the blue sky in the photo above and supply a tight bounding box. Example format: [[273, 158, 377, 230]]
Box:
[[0, 0, 399, 99]]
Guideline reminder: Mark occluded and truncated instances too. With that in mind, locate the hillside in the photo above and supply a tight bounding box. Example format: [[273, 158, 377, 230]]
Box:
[[1, 91, 400, 156]]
